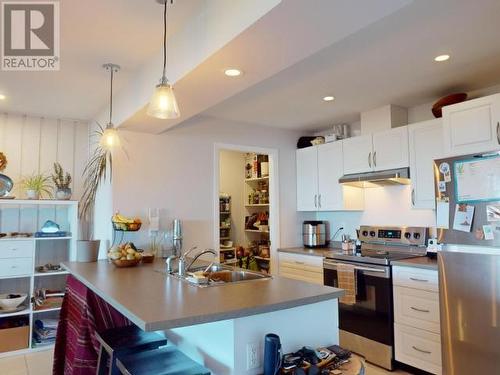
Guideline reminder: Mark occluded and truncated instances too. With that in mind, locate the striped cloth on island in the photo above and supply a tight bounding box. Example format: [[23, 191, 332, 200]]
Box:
[[53, 275, 131, 375]]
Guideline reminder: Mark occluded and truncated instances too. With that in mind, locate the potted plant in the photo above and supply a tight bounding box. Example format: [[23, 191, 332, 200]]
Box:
[[21, 173, 52, 200], [77, 123, 116, 262], [52, 162, 72, 200]]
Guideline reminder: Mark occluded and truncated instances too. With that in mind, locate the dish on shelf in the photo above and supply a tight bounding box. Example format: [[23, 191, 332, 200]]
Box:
[[0, 293, 28, 310], [0, 304, 28, 314], [0, 173, 14, 197], [0, 232, 33, 238], [35, 264, 62, 273]]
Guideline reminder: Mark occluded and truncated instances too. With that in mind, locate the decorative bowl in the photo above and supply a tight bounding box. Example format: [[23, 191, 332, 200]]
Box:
[[432, 93, 468, 118], [0, 293, 27, 310], [112, 258, 141, 268]]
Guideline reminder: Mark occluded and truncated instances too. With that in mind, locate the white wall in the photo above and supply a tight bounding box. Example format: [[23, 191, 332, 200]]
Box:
[[0, 112, 89, 236], [111, 115, 313, 257], [219, 150, 246, 247]]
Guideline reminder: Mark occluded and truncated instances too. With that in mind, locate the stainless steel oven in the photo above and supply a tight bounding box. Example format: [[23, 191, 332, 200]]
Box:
[[322, 225, 429, 370], [323, 259, 394, 369]]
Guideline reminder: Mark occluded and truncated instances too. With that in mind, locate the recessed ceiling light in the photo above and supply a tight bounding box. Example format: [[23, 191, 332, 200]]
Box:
[[434, 54, 450, 62], [0, 94, 6, 100], [323, 96, 335, 102], [224, 68, 242, 77]]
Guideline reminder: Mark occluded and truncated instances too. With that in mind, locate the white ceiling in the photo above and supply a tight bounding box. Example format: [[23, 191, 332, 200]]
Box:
[[0, 0, 205, 120], [204, 0, 500, 131]]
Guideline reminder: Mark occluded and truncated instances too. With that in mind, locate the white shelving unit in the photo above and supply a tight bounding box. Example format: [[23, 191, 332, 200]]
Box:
[[219, 195, 237, 264], [0, 199, 78, 357], [244, 174, 271, 271]]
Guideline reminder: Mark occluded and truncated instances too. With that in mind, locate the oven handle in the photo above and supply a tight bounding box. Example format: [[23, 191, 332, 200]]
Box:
[[323, 260, 386, 273]]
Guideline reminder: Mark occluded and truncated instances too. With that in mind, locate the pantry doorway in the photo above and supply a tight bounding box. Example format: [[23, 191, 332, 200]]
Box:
[[213, 143, 279, 274]]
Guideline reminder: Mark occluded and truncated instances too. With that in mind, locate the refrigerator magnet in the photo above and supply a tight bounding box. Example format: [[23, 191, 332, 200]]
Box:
[[439, 162, 451, 182], [483, 225, 495, 240], [438, 181, 447, 193], [486, 204, 500, 222]]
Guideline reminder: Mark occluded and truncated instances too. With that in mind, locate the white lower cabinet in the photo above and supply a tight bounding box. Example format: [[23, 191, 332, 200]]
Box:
[[278, 252, 323, 285], [394, 323, 442, 374], [393, 266, 441, 374]]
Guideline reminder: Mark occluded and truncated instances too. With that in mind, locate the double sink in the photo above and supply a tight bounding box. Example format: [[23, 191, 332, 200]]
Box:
[[167, 264, 272, 288]]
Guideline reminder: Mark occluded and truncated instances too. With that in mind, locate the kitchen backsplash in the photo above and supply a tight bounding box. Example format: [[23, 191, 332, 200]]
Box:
[[317, 185, 436, 240]]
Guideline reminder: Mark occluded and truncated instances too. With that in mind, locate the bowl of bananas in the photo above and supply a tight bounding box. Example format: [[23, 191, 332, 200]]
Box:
[[112, 213, 142, 231]]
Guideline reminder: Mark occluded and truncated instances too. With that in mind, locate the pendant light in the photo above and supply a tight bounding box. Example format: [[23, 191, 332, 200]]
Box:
[[100, 63, 121, 149], [147, 0, 180, 119]]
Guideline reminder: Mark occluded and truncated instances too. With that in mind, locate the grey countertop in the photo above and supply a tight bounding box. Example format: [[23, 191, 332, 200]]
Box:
[[62, 260, 344, 331], [278, 246, 342, 258], [280, 247, 438, 270], [391, 257, 438, 270]]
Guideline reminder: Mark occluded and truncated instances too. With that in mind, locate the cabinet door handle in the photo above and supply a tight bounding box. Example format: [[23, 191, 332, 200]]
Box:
[[373, 151, 377, 167], [410, 306, 430, 313], [368, 152, 372, 168], [318, 194, 322, 208], [409, 277, 429, 282], [294, 261, 305, 265], [412, 346, 432, 355], [11, 265, 18, 269], [497, 122, 500, 144], [314, 194, 317, 208], [411, 189, 415, 206]]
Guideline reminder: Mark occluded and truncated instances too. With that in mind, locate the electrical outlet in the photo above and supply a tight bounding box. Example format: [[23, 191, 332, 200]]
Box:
[[246, 342, 261, 370]]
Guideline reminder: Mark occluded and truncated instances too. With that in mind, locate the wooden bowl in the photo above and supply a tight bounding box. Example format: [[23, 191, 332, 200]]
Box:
[[112, 258, 141, 268], [432, 93, 468, 118], [141, 254, 155, 263]]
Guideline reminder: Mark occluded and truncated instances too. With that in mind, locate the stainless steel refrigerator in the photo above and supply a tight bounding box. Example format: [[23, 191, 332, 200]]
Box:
[[434, 152, 500, 374]]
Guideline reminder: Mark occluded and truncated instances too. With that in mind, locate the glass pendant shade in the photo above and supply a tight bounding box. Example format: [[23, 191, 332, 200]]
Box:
[[147, 81, 180, 119], [100, 125, 120, 150]]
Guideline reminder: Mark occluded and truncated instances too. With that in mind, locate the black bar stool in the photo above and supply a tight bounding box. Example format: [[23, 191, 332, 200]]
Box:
[[116, 346, 211, 375], [96, 325, 168, 375]]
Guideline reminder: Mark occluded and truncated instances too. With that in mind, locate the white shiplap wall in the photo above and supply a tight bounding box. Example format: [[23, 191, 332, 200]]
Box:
[[0, 113, 89, 233]]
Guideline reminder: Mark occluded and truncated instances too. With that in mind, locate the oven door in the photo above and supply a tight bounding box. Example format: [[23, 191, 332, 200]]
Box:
[[323, 259, 393, 346]]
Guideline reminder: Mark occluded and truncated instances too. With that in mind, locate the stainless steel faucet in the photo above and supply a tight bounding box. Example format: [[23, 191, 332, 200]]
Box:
[[166, 246, 196, 274], [178, 248, 217, 277]]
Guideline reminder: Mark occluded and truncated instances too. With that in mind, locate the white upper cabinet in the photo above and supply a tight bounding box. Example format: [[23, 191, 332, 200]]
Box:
[[342, 134, 373, 174], [318, 142, 348, 210], [372, 127, 409, 171], [443, 93, 500, 156], [409, 119, 444, 209], [296, 143, 364, 212], [296, 146, 319, 211], [343, 128, 409, 174]]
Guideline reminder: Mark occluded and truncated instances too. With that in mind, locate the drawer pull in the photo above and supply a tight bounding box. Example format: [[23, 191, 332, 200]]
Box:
[[294, 261, 305, 265], [410, 306, 430, 313], [412, 346, 432, 355], [10, 248, 18, 251], [11, 265, 18, 269], [409, 277, 429, 282]]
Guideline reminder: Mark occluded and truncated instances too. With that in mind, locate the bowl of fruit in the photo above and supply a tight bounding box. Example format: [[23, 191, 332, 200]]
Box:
[[108, 243, 143, 267], [112, 213, 142, 232]]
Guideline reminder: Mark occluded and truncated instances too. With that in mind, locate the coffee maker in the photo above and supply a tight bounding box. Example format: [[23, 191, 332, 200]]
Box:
[[303, 221, 328, 248]]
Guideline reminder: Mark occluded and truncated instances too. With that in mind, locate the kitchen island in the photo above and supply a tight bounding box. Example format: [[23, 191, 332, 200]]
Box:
[[62, 260, 343, 375]]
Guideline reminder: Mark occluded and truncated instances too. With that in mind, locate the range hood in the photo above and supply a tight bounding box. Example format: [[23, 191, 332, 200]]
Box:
[[339, 167, 410, 188]]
